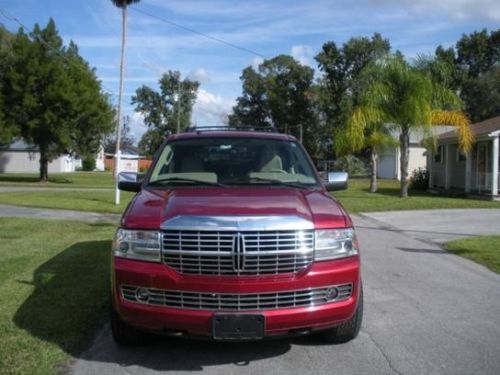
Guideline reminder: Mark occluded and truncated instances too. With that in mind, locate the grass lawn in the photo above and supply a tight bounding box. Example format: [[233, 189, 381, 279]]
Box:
[[0, 171, 115, 188], [334, 178, 500, 213], [444, 236, 500, 274], [0, 218, 115, 374], [0, 190, 134, 214]]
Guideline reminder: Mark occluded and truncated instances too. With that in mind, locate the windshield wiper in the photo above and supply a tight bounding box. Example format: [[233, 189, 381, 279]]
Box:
[[226, 177, 309, 188], [148, 177, 225, 187]]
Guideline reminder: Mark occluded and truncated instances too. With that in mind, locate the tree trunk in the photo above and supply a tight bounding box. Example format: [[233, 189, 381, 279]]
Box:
[[369, 148, 378, 193], [39, 148, 49, 183], [399, 125, 410, 197]]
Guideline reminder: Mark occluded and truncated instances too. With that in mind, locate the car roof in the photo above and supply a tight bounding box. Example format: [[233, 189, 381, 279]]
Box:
[[166, 130, 298, 142]]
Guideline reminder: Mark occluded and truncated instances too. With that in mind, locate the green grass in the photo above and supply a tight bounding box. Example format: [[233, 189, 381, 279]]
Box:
[[0, 218, 115, 374], [0, 172, 115, 188], [334, 178, 500, 213], [0, 190, 134, 213], [444, 236, 500, 273]]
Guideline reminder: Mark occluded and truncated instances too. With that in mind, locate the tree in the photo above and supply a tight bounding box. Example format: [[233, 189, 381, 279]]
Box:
[[346, 56, 473, 197], [2, 19, 114, 181], [138, 127, 163, 158], [110, 0, 140, 171], [0, 26, 16, 144], [315, 33, 392, 154], [433, 28, 500, 122], [103, 118, 135, 154], [132, 71, 199, 154], [229, 55, 320, 154]]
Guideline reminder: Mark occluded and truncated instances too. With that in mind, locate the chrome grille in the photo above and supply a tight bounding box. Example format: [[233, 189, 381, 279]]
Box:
[[121, 284, 353, 311], [162, 230, 314, 275]]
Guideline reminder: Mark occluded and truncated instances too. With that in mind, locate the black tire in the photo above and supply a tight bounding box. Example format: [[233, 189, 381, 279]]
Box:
[[320, 284, 363, 344], [110, 305, 148, 346]]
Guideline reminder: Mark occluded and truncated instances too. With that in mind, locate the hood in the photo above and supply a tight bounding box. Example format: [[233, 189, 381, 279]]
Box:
[[121, 187, 349, 230]]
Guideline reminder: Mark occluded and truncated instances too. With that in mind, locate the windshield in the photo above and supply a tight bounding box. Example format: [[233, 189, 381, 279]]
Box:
[[148, 137, 319, 187]]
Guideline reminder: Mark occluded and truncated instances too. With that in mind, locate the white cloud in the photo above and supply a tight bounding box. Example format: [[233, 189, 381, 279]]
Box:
[[193, 89, 235, 126], [251, 57, 264, 69], [188, 68, 211, 83], [366, 0, 500, 21], [291, 45, 314, 66]]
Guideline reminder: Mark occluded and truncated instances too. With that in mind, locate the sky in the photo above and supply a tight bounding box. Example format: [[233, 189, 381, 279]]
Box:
[[0, 0, 499, 141]]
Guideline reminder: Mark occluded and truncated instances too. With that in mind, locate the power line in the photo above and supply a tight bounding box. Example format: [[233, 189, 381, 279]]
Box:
[[0, 8, 117, 97], [131, 7, 267, 59]]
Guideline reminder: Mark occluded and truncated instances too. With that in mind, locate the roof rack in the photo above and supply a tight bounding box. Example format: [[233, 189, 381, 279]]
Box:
[[183, 126, 279, 133]]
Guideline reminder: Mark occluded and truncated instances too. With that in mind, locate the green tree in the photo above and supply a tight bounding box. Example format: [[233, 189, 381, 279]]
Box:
[[2, 19, 114, 181], [229, 55, 319, 154], [132, 71, 199, 155], [433, 29, 500, 122], [103, 119, 135, 154], [315, 33, 391, 154], [138, 127, 163, 158], [0, 26, 16, 144], [346, 56, 473, 197]]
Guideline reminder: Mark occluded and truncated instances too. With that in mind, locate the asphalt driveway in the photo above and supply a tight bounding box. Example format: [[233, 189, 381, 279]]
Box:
[[67, 209, 500, 375]]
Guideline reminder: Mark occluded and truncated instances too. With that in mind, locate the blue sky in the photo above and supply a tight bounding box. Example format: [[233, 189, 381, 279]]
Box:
[[0, 0, 499, 140]]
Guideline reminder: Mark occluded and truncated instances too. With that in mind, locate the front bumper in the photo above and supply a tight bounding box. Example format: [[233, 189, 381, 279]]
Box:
[[112, 256, 361, 338]]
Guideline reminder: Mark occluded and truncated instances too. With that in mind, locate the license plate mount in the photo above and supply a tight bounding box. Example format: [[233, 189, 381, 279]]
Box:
[[212, 314, 265, 340]]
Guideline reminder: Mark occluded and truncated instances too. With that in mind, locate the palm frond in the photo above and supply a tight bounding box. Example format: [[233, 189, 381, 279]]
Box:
[[431, 110, 473, 153], [111, 0, 140, 8]]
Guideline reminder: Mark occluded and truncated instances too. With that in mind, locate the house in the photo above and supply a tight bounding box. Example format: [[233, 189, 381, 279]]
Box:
[[428, 115, 500, 198], [378, 126, 455, 180], [104, 146, 141, 173], [0, 140, 79, 173]]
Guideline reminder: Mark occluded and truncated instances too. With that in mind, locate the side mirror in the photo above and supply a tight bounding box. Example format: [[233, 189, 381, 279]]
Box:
[[325, 172, 348, 191], [117, 172, 143, 192]]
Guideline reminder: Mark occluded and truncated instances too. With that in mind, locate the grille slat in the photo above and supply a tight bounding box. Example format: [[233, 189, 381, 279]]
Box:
[[162, 230, 314, 276], [121, 284, 353, 311]]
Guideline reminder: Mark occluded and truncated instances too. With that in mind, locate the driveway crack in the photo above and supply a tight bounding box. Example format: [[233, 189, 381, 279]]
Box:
[[363, 329, 403, 375]]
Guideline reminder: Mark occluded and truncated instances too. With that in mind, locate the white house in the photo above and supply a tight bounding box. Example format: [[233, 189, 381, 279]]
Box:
[[428, 116, 500, 198], [0, 140, 79, 173], [378, 126, 455, 180]]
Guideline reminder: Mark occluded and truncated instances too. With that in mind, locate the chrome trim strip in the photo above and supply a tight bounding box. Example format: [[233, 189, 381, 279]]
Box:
[[160, 215, 315, 231], [121, 283, 353, 311]]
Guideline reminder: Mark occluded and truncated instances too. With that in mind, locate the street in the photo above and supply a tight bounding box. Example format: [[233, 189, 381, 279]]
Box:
[[69, 211, 500, 375]]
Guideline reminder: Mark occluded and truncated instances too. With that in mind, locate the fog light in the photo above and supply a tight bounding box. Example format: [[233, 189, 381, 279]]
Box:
[[119, 242, 129, 253], [325, 287, 338, 301], [136, 288, 150, 302]]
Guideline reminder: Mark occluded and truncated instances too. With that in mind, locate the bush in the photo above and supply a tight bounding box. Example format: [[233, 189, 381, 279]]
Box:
[[333, 155, 367, 176], [82, 158, 96, 171], [409, 167, 428, 191]]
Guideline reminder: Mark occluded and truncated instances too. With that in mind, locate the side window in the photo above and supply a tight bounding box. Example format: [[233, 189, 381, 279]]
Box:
[[434, 145, 444, 163]]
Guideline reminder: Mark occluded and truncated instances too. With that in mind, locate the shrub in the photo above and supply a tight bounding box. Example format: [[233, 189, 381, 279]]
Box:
[[82, 157, 96, 171], [333, 155, 367, 176], [409, 167, 428, 191]]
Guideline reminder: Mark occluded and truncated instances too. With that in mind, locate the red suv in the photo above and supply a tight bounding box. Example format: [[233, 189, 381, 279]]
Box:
[[111, 129, 362, 344]]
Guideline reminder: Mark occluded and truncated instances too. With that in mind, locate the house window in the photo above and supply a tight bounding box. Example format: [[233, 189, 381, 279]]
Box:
[[434, 145, 444, 163], [457, 149, 466, 162]]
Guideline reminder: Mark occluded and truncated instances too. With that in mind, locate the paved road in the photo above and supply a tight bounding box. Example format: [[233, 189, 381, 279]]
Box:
[[68, 210, 500, 375], [361, 209, 500, 243]]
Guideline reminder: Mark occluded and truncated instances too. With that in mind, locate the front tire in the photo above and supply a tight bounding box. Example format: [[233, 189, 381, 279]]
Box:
[[320, 284, 363, 344], [110, 305, 148, 346]]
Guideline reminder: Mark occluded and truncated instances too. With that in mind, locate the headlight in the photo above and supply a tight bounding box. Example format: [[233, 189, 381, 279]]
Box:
[[315, 228, 359, 261], [113, 229, 161, 262]]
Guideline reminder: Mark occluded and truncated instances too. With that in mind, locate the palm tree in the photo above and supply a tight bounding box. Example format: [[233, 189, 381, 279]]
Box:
[[110, 0, 140, 178], [335, 112, 396, 193], [348, 56, 473, 197]]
